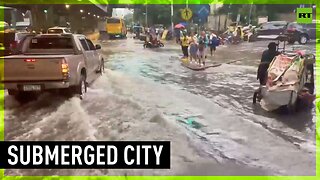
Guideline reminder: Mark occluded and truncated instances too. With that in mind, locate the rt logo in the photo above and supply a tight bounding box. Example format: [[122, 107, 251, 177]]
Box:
[[296, 8, 312, 23]]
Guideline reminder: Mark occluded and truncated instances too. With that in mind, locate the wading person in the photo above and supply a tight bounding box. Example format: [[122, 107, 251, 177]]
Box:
[[257, 42, 280, 85], [180, 31, 189, 58], [189, 34, 198, 63], [253, 42, 280, 103], [209, 30, 219, 56], [197, 31, 209, 66]]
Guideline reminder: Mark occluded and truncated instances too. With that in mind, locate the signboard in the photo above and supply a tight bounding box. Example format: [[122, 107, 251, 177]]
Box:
[[296, 8, 312, 24], [198, 5, 210, 17], [181, 8, 193, 21], [192, 5, 210, 24], [258, 16, 268, 24], [197, 5, 210, 20]]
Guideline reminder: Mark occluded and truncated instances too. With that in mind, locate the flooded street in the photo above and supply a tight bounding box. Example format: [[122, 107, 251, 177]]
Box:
[[4, 35, 316, 176]]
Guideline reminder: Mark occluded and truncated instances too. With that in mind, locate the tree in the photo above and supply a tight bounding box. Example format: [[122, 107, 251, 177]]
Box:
[[217, 4, 300, 25], [123, 12, 133, 25], [133, 4, 178, 27]]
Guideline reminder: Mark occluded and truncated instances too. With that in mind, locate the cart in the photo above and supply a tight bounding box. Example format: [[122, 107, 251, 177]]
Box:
[[253, 35, 315, 112]]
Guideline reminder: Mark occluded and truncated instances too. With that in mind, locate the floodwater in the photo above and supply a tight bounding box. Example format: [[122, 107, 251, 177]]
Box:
[[4, 36, 316, 176]]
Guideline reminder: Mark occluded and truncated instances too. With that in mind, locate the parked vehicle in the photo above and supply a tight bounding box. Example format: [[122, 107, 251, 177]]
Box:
[[106, 17, 127, 38], [285, 20, 316, 44], [132, 25, 143, 39], [47, 26, 72, 34], [0, 6, 25, 56], [0, 34, 104, 101], [254, 21, 288, 40]]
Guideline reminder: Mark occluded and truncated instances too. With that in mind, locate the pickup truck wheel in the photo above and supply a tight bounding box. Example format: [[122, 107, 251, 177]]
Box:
[[98, 60, 105, 75], [75, 75, 87, 100], [14, 91, 36, 103]]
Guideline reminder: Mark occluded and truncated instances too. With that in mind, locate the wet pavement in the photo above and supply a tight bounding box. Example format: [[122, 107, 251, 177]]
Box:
[[4, 34, 316, 176]]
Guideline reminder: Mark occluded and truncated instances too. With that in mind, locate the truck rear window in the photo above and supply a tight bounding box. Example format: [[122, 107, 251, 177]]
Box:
[[29, 37, 73, 49], [107, 18, 120, 24]]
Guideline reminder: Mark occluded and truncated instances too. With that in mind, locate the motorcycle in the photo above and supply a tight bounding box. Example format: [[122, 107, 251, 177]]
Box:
[[243, 30, 256, 42], [143, 40, 164, 48]]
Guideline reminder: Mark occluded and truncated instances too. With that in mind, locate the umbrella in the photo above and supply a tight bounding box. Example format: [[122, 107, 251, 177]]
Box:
[[174, 23, 185, 29], [179, 22, 188, 27]]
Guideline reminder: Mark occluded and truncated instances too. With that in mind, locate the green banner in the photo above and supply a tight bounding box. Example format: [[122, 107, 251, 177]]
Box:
[[2, 0, 318, 5]]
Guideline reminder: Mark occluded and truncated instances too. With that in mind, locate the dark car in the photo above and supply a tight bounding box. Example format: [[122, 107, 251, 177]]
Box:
[[285, 21, 316, 44], [254, 21, 288, 39]]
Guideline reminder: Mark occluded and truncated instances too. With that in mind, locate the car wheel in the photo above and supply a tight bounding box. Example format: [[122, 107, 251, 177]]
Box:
[[298, 34, 308, 45]]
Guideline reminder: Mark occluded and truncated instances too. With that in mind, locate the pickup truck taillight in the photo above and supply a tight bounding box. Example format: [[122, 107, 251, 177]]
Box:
[[61, 59, 69, 79], [24, 59, 36, 62]]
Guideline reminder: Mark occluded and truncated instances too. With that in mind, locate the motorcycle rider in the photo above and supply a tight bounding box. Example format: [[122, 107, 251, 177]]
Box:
[[209, 30, 219, 56], [197, 31, 209, 66]]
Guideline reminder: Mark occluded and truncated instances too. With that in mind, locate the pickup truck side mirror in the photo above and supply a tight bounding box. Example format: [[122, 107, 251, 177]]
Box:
[[95, 44, 101, 50]]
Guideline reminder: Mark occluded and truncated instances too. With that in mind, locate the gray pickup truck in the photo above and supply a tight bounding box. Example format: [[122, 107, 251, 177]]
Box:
[[0, 33, 104, 101]]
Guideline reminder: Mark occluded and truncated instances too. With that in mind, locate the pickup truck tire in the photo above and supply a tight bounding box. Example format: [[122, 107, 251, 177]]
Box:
[[97, 59, 104, 75], [13, 91, 36, 103], [74, 75, 87, 100]]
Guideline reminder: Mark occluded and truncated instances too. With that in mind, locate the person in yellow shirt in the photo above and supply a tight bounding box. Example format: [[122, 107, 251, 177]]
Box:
[[180, 31, 189, 58]]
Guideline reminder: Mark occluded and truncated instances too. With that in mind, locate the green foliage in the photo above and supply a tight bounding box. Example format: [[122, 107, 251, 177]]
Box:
[[133, 4, 190, 27], [217, 4, 301, 25]]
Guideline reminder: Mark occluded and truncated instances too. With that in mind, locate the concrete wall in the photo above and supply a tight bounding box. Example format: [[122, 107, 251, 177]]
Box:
[[277, 12, 296, 22], [207, 14, 232, 32]]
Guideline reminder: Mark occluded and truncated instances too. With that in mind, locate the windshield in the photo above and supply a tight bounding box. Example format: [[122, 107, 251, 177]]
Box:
[[287, 23, 303, 29], [29, 37, 73, 49], [107, 18, 120, 24], [2, 7, 24, 28], [64, 29, 71, 33]]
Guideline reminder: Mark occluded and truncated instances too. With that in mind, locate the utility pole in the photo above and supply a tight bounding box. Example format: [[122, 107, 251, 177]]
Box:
[[186, 0, 189, 31], [171, 0, 174, 31], [145, 2, 148, 27], [248, 4, 253, 25]]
